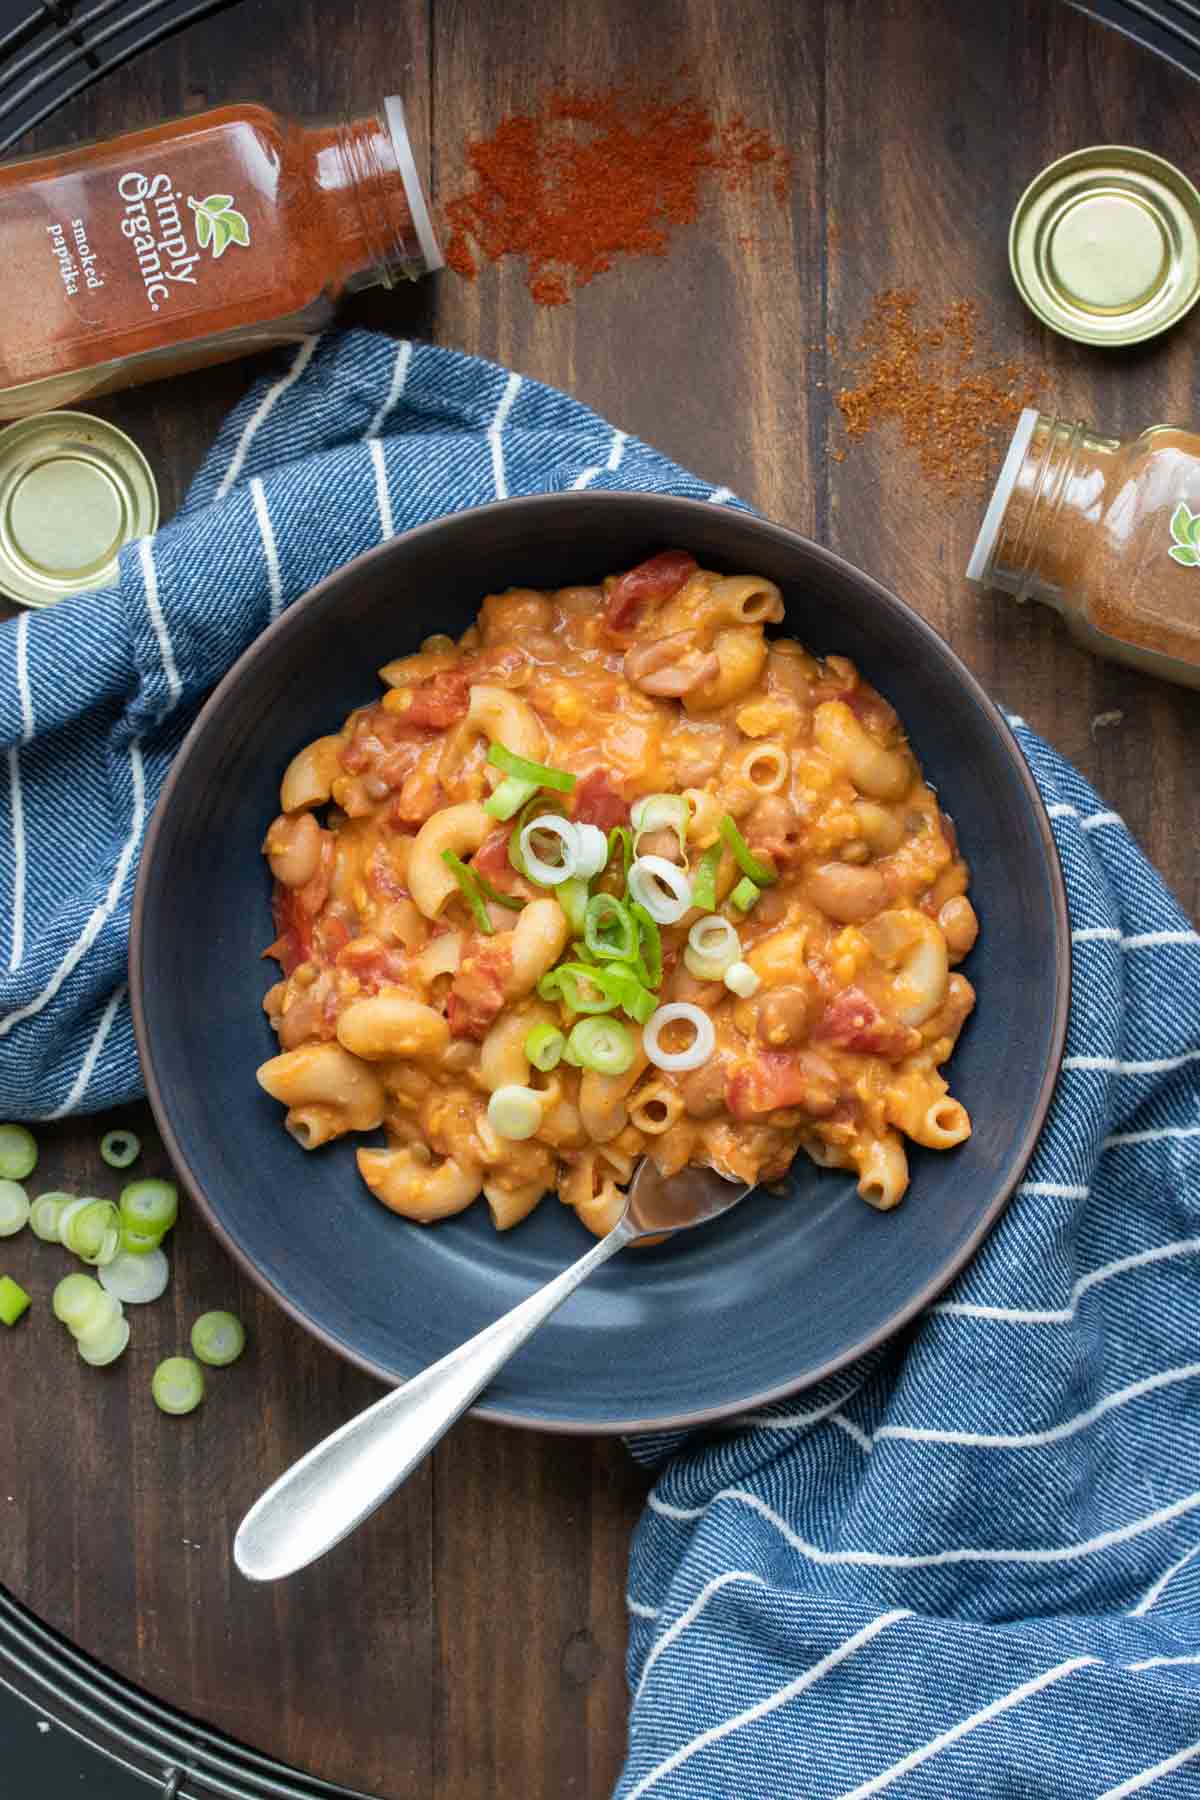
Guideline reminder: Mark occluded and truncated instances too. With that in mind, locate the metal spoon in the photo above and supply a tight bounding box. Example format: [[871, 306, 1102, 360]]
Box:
[[234, 1161, 752, 1582]]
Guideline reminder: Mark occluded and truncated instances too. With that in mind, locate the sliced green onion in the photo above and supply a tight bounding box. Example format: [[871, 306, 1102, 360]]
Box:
[[628, 855, 692, 925], [608, 967, 658, 1025], [52, 1274, 116, 1336], [629, 904, 663, 989], [487, 1085, 544, 1141], [100, 1129, 140, 1169], [483, 774, 539, 821], [585, 893, 637, 963], [471, 865, 524, 911], [730, 876, 762, 913], [683, 948, 729, 984], [632, 793, 690, 860], [99, 1248, 169, 1305], [0, 1179, 29, 1238], [571, 938, 598, 964], [520, 815, 581, 887], [121, 1224, 165, 1257], [64, 1199, 121, 1267], [0, 1276, 30, 1327], [487, 742, 577, 792], [77, 1314, 130, 1367], [643, 1002, 716, 1072], [566, 1016, 635, 1074], [191, 1310, 246, 1367], [561, 1036, 584, 1067], [508, 793, 567, 878], [120, 1179, 179, 1236], [606, 825, 633, 881], [557, 878, 590, 935], [524, 1023, 565, 1072], [30, 1192, 72, 1243], [152, 1357, 205, 1416], [441, 850, 495, 935], [538, 962, 620, 1014], [691, 842, 723, 912], [724, 959, 761, 997], [719, 814, 777, 885], [0, 1124, 36, 1182]]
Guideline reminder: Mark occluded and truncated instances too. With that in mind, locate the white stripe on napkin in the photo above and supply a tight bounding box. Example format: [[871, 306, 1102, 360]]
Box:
[[366, 338, 412, 439], [634, 1570, 768, 1703], [138, 539, 182, 706], [488, 373, 522, 499], [217, 335, 320, 499], [1096, 1739, 1200, 1798], [44, 982, 127, 1119], [933, 1237, 1200, 1326], [6, 748, 25, 973], [250, 477, 283, 619]]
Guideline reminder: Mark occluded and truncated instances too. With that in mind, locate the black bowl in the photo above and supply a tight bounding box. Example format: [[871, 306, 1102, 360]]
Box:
[[131, 493, 1069, 1432]]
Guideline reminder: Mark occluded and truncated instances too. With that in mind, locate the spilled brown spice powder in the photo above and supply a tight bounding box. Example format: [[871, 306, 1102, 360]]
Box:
[[443, 80, 792, 305], [833, 290, 1049, 497]]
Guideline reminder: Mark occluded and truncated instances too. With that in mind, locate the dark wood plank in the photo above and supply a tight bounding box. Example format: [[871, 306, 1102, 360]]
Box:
[[1, 3, 1198, 1798]]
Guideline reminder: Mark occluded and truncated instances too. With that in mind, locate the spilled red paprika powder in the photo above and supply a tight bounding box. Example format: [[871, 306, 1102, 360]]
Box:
[[443, 80, 792, 305]]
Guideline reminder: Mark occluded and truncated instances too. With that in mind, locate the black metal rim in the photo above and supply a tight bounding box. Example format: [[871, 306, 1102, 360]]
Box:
[[0, 0, 1196, 1792]]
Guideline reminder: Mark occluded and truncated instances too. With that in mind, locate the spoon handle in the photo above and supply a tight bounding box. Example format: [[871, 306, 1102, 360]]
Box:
[[234, 1216, 635, 1582]]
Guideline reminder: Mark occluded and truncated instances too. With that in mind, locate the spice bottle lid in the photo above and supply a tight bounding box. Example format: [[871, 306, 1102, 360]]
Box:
[[383, 96, 443, 276], [0, 411, 158, 608], [1010, 146, 1200, 346]]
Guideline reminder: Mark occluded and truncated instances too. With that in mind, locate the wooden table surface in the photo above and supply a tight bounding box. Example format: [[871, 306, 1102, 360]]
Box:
[[2, 1, 1199, 1795]]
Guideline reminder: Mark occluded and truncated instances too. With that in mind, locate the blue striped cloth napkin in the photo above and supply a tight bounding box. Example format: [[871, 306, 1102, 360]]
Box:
[[619, 740, 1200, 1796], [1, 330, 1197, 1798]]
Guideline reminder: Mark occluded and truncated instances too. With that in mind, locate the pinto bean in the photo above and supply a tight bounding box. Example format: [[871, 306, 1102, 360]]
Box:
[[806, 861, 887, 924], [756, 980, 820, 1048]]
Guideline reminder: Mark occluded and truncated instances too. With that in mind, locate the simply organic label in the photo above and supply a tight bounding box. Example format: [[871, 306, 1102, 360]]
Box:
[[116, 171, 251, 313]]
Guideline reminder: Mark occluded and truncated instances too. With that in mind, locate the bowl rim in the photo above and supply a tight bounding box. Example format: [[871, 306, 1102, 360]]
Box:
[[130, 490, 1071, 1434]]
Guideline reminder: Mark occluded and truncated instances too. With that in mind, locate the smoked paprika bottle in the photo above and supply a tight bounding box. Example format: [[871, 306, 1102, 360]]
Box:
[[0, 98, 441, 417], [968, 407, 1200, 690]]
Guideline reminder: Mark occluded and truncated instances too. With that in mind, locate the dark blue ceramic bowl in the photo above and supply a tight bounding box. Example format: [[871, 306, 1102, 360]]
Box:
[[131, 493, 1069, 1431]]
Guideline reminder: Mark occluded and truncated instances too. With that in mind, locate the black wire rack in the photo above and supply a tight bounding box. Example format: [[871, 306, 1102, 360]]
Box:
[[0, 0, 245, 151], [0, 0, 1197, 1794]]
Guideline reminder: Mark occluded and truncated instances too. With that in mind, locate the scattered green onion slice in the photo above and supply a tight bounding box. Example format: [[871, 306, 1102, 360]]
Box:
[[719, 814, 777, 886], [691, 842, 723, 912], [100, 1129, 141, 1169], [603, 962, 658, 1025], [629, 904, 663, 989], [524, 1022, 565, 1072], [538, 962, 621, 1015], [487, 742, 577, 792], [561, 1036, 584, 1067], [724, 959, 761, 997], [64, 1199, 121, 1267], [566, 1016, 635, 1075], [441, 850, 495, 935], [0, 1124, 37, 1182], [585, 893, 637, 963], [627, 855, 692, 925], [683, 948, 730, 984], [53, 1277, 120, 1339], [520, 815, 584, 887], [30, 1192, 72, 1243], [487, 1085, 544, 1141], [0, 1276, 30, 1327], [99, 1247, 169, 1306], [483, 774, 539, 821], [632, 793, 690, 860], [471, 865, 524, 911], [573, 824, 609, 880], [606, 825, 633, 881], [556, 877, 590, 936], [730, 876, 762, 913], [121, 1224, 165, 1256], [643, 1002, 717, 1072], [77, 1314, 130, 1367], [120, 1179, 178, 1236], [508, 794, 567, 878], [191, 1310, 246, 1368], [0, 1179, 29, 1238], [687, 915, 741, 972], [152, 1357, 205, 1416]]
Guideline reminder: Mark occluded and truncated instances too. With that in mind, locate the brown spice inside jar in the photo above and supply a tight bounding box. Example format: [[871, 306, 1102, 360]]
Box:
[[833, 289, 1049, 498], [443, 79, 792, 305]]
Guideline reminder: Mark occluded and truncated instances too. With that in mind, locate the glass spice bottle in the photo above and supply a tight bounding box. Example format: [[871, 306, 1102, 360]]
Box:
[[0, 97, 441, 418], [968, 407, 1200, 689]]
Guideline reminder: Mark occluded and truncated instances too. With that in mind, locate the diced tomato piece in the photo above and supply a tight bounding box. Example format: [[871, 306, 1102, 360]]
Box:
[[603, 551, 698, 632], [266, 894, 309, 977], [336, 935, 410, 994], [814, 988, 917, 1060], [447, 936, 513, 1040], [366, 844, 411, 901], [725, 1050, 838, 1120], [572, 769, 628, 830], [471, 827, 526, 899], [401, 668, 472, 729]]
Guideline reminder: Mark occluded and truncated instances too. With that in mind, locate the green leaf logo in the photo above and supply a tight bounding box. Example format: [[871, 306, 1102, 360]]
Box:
[[187, 193, 251, 259], [1169, 543, 1200, 567], [1169, 500, 1197, 548]]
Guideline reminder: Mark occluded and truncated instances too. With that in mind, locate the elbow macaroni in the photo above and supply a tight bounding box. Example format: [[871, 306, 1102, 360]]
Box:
[[256, 556, 977, 1234]]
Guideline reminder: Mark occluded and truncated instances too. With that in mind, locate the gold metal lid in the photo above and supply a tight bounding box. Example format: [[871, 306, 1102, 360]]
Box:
[[0, 411, 158, 608], [1010, 146, 1200, 346]]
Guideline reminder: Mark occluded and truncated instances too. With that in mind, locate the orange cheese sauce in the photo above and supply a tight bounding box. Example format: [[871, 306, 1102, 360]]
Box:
[[256, 556, 977, 1235]]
